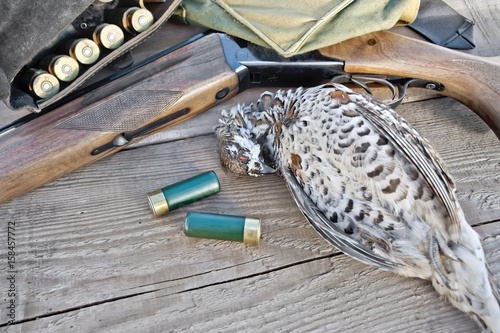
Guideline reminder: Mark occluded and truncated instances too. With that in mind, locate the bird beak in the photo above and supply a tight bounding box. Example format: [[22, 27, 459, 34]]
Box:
[[260, 163, 276, 174]]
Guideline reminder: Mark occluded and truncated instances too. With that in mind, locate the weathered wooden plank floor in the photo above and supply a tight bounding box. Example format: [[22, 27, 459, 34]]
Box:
[[1, 0, 500, 332]]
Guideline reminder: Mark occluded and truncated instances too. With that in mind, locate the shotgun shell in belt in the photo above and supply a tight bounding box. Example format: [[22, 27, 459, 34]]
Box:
[[23, 69, 60, 99], [147, 171, 220, 217], [184, 212, 261, 245], [123, 7, 154, 33], [66, 38, 100, 65], [93, 24, 125, 50], [39, 54, 80, 82]]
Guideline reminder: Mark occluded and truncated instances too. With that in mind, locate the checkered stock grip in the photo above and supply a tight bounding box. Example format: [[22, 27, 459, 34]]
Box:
[[0, 33, 240, 203]]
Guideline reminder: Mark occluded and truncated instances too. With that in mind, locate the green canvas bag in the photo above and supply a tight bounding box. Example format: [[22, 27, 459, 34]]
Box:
[[177, 0, 420, 57]]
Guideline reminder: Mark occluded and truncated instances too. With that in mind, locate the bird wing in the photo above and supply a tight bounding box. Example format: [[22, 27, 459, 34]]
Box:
[[283, 168, 402, 272], [347, 90, 462, 238]]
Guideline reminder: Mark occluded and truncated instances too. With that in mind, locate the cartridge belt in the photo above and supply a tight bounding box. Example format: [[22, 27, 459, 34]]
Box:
[[6, 0, 182, 113]]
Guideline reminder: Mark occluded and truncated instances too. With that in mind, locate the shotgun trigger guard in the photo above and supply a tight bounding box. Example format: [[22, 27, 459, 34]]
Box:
[[389, 78, 445, 108], [331, 74, 397, 100], [330, 75, 444, 109]]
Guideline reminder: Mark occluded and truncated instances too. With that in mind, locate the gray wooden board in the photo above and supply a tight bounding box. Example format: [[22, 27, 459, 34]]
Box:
[[1, 95, 500, 331], [1, 0, 500, 332], [11, 235, 500, 333]]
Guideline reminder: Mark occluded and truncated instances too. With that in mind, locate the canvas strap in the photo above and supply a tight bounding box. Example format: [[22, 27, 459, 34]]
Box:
[[409, 0, 475, 49]]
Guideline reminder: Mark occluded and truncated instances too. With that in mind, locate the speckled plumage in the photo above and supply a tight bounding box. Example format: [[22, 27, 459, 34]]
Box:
[[215, 83, 500, 332]]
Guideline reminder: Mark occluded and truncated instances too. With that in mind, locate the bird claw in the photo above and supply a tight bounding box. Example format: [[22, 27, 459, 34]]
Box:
[[357, 223, 392, 254], [430, 233, 459, 291], [434, 231, 460, 262]]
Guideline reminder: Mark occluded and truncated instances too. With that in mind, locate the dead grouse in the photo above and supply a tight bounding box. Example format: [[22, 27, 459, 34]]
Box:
[[215, 83, 500, 332]]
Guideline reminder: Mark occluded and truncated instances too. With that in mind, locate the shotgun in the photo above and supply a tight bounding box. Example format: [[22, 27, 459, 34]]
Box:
[[0, 31, 499, 203]]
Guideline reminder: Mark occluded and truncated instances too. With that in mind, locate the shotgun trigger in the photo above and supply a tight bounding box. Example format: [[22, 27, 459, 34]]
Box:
[[330, 75, 444, 109], [331, 74, 397, 100], [389, 78, 445, 108]]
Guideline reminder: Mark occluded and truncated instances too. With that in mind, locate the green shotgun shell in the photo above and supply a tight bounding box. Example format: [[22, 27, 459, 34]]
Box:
[[147, 171, 220, 217], [184, 212, 261, 245]]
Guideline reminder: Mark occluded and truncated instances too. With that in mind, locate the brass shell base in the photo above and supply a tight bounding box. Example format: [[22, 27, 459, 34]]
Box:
[[243, 217, 261, 245], [147, 189, 169, 217]]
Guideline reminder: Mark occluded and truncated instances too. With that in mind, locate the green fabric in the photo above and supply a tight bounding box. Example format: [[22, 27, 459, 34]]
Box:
[[179, 0, 418, 57]]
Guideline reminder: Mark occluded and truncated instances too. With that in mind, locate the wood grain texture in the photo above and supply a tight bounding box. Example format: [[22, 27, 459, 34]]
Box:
[[12, 236, 500, 333], [0, 33, 239, 203], [0, 129, 499, 332], [0, 22, 209, 129], [321, 31, 500, 138], [461, 0, 500, 56], [1, 0, 500, 332]]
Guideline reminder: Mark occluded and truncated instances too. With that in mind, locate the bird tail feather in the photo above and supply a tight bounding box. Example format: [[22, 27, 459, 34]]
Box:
[[430, 228, 500, 332]]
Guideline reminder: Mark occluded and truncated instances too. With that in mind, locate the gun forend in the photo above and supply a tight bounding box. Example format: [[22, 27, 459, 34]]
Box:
[[0, 33, 239, 203], [320, 30, 500, 140]]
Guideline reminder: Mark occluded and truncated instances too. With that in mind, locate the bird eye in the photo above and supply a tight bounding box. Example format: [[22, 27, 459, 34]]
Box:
[[239, 152, 250, 161]]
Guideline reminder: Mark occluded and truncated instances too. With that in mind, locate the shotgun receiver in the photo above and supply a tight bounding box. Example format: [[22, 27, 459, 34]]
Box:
[[0, 31, 499, 203]]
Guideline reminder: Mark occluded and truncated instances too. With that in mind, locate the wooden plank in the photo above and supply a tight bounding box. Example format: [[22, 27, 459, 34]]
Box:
[[13, 233, 500, 333], [0, 129, 499, 330], [1, 1, 500, 332], [397, 98, 500, 224], [0, 135, 328, 322], [460, 0, 500, 56]]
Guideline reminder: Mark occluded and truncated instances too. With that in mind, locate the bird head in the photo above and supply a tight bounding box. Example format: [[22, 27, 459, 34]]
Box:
[[215, 106, 276, 177]]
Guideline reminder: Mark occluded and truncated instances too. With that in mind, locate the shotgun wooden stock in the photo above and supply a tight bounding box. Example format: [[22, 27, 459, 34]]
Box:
[[2, 30, 499, 203], [320, 30, 500, 139], [0, 33, 239, 203]]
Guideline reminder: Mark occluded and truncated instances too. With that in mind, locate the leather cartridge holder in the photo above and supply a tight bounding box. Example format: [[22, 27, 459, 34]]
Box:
[[1, 0, 181, 113]]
